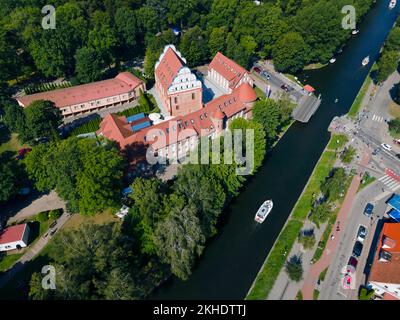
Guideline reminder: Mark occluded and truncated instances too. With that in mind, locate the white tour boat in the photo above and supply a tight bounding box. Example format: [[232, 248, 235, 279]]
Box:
[[389, 0, 396, 9], [330, 58, 336, 64], [362, 56, 370, 66], [254, 200, 273, 223]]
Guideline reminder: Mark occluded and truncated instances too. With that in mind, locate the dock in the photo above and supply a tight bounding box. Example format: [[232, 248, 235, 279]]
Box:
[[292, 94, 322, 123]]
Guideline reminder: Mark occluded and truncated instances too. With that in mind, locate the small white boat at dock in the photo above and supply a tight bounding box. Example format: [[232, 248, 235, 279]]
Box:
[[362, 56, 370, 66]]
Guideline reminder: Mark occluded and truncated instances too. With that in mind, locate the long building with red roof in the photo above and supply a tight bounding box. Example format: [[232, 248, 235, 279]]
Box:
[[208, 52, 253, 93], [368, 222, 400, 300], [16, 72, 146, 118], [154, 45, 203, 117]]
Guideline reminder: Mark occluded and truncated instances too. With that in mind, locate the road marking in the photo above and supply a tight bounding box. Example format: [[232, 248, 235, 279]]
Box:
[[378, 174, 400, 191], [372, 114, 384, 123]]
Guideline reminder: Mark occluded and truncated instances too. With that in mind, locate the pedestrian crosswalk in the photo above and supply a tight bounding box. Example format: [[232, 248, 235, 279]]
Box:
[[378, 175, 400, 191], [371, 114, 384, 123]]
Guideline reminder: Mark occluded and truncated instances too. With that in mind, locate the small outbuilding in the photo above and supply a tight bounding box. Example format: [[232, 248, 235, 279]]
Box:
[[0, 224, 30, 252]]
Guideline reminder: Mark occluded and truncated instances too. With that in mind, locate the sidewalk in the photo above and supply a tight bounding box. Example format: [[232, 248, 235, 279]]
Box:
[[301, 150, 370, 299]]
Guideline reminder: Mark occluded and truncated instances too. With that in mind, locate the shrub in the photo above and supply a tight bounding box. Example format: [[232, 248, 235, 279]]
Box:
[[48, 209, 62, 220], [341, 146, 356, 164], [285, 254, 303, 282], [36, 211, 49, 222], [359, 287, 375, 300], [298, 229, 316, 250]]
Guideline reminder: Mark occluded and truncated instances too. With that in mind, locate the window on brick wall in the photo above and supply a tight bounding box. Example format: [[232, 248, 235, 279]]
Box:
[[174, 97, 178, 104], [192, 93, 195, 100]]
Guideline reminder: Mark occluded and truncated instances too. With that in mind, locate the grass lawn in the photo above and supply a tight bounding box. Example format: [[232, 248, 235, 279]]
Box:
[[0, 253, 24, 273], [318, 267, 328, 282], [347, 63, 377, 119], [0, 131, 29, 156], [254, 86, 265, 99], [303, 63, 327, 70], [358, 172, 376, 193], [326, 134, 348, 151], [388, 101, 400, 118], [291, 151, 337, 221], [63, 210, 117, 230]]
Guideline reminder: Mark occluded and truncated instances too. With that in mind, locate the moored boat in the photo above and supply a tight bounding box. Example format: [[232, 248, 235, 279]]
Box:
[[254, 200, 273, 223], [362, 56, 370, 66], [389, 0, 396, 9]]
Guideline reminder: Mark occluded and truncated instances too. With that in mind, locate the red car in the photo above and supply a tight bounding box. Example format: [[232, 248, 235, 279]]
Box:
[[253, 67, 262, 74], [16, 148, 32, 160]]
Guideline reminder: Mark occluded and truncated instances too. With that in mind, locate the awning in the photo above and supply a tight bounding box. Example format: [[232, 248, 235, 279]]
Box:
[[387, 194, 400, 212], [304, 85, 315, 93], [388, 209, 400, 222]]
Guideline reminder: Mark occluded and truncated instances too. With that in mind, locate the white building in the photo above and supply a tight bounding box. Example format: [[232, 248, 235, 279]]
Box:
[[0, 224, 30, 252]]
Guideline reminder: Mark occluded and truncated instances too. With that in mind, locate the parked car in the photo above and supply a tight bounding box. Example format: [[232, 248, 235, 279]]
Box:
[[253, 66, 262, 74], [49, 221, 57, 229], [49, 228, 57, 236], [381, 143, 392, 152], [15, 148, 32, 160], [352, 241, 364, 258], [396, 154, 400, 159], [393, 139, 400, 145], [116, 205, 129, 219], [363, 203, 374, 217], [261, 70, 270, 80], [281, 84, 289, 92], [357, 225, 367, 242], [348, 256, 358, 269], [372, 148, 380, 156]]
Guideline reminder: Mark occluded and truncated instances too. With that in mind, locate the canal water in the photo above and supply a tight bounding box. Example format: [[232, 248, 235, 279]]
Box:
[[154, 0, 399, 299]]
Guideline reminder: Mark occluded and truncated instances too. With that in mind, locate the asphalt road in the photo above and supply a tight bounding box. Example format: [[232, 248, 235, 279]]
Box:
[[319, 182, 390, 300]]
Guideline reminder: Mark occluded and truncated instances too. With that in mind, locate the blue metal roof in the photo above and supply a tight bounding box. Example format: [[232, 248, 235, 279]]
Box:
[[126, 112, 145, 123], [132, 121, 151, 132], [388, 209, 400, 222], [387, 194, 400, 211], [122, 187, 133, 196]]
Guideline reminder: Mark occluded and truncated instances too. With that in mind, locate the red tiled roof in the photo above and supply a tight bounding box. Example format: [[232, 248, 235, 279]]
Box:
[[99, 84, 257, 151], [17, 72, 144, 109], [155, 47, 185, 93], [0, 224, 27, 244], [369, 222, 400, 284], [209, 52, 249, 90]]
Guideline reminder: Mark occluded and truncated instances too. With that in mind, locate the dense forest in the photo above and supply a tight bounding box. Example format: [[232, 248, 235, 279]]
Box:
[[0, 0, 375, 92]]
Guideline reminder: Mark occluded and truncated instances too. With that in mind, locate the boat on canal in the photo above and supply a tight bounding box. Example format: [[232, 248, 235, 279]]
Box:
[[254, 200, 273, 223], [362, 56, 370, 66], [352, 29, 359, 35], [389, 0, 396, 9]]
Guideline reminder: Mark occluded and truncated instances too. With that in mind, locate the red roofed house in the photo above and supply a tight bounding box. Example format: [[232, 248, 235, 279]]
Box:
[[0, 223, 30, 252], [154, 45, 203, 117], [16, 72, 146, 118], [97, 82, 257, 162], [208, 52, 253, 94], [368, 222, 400, 300]]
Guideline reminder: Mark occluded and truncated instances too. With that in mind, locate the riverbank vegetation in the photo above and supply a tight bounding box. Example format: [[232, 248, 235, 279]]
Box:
[[376, 25, 400, 83]]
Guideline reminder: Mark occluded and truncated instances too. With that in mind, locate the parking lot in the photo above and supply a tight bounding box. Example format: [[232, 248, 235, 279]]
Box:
[[318, 181, 391, 300]]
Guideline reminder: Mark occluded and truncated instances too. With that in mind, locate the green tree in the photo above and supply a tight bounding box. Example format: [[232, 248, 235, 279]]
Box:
[[154, 196, 205, 280], [377, 50, 400, 83], [389, 117, 400, 137], [115, 7, 138, 49], [272, 32, 310, 73], [2, 100, 26, 136], [229, 118, 266, 173], [321, 167, 348, 202], [179, 26, 209, 67], [298, 229, 316, 250], [208, 27, 227, 58], [23, 100, 62, 142], [341, 146, 356, 164], [386, 27, 400, 51], [75, 46, 103, 83], [0, 156, 21, 202], [310, 202, 332, 227], [285, 254, 303, 282], [127, 177, 165, 255]]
